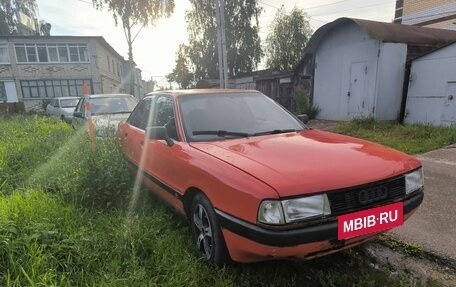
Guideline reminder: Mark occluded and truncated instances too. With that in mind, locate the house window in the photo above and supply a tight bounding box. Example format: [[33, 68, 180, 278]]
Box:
[[14, 43, 89, 63], [21, 79, 92, 98], [0, 45, 10, 64], [112, 59, 114, 74], [37, 45, 48, 62], [79, 45, 88, 62], [69, 45, 79, 62], [58, 45, 69, 62], [107, 56, 110, 71], [26, 45, 37, 62], [48, 45, 58, 62]]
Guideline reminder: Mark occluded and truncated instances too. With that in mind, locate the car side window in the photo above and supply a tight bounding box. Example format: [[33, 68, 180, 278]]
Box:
[[127, 97, 154, 131], [74, 98, 85, 115], [152, 96, 179, 141]]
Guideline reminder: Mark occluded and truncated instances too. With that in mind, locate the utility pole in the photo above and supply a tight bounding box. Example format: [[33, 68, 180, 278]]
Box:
[[215, 0, 228, 88]]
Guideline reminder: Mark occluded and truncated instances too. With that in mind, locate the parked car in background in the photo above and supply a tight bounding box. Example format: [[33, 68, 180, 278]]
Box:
[[46, 97, 80, 122], [73, 94, 138, 137], [117, 89, 424, 266]]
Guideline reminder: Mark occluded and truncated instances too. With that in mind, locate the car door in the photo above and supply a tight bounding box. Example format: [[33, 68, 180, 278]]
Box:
[[121, 96, 155, 165], [73, 97, 86, 125], [143, 95, 184, 209]]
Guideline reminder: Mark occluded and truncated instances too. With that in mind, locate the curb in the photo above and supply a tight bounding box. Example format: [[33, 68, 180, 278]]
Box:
[[380, 234, 456, 271]]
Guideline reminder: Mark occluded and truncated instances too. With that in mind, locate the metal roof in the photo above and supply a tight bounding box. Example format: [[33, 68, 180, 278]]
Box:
[[295, 17, 456, 71], [351, 18, 456, 44]]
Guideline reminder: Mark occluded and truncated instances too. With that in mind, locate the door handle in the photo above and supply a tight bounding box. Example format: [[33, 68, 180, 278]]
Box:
[[347, 91, 351, 97], [449, 95, 454, 101]]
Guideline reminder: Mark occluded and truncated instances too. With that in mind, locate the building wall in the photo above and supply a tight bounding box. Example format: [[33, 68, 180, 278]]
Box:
[[121, 61, 143, 99], [405, 43, 456, 126], [313, 22, 381, 120], [0, 36, 126, 111], [93, 40, 123, 94], [396, 0, 456, 30]]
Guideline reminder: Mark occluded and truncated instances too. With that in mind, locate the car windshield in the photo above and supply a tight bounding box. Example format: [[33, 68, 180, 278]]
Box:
[[90, 96, 138, 115], [179, 92, 304, 142], [60, 98, 79, 108]]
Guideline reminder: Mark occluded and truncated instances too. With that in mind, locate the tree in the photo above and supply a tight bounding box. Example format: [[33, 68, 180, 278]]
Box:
[[92, 0, 175, 95], [0, 0, 38, 35], [265, 6, 312, 71], [166, 44, 194, 89], [170, 0, 262, 86]]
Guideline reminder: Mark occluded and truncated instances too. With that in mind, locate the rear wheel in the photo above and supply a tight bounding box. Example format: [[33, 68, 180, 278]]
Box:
[[190, 193, 229, 266]]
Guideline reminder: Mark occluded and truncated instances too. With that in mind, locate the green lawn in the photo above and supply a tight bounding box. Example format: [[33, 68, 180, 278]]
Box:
[[333, 118, 456, 154], [0, 115, 443, 286]]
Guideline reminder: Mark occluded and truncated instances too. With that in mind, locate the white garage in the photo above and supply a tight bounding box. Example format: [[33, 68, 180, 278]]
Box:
[[294, 18, 456, 121], [404, 43, 456, 126]]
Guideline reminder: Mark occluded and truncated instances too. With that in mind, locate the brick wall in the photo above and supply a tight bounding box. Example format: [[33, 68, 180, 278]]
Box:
[[397, 0, 456, 30], [402, 0, 455, 16]]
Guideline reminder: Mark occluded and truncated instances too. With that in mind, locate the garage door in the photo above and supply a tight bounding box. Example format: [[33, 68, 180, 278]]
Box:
[[442, 82, 456, 125], [348, 62, 368, 118]]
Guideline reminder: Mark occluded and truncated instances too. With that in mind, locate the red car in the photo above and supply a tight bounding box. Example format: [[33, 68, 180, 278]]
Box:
[[117, 89, 424, 266]]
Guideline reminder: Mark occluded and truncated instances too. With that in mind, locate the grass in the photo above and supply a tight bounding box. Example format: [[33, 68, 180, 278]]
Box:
[[0, 115, 445, 286], [333, 117, 456, 154]]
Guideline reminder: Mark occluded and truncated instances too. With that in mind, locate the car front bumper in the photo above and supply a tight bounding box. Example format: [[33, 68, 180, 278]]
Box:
[[216, 190, 423, 262]]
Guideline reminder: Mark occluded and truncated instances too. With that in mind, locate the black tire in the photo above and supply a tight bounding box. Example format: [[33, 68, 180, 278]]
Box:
[[190, 193, 229, 266]]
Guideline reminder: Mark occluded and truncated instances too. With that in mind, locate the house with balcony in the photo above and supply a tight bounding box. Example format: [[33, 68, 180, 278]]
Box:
[[0, 35, 136, 111]]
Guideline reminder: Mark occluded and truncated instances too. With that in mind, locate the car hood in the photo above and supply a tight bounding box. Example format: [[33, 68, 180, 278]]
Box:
[[190, 130, 421, 198], [92, 113, 130, 131]]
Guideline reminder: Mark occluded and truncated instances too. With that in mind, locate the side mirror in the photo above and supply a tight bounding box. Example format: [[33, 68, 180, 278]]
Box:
[[146, 126, 174, 147], [73, 111, 83, 118], [297, 114, 309, 124]]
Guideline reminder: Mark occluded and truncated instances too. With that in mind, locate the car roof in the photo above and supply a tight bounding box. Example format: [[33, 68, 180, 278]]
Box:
[[144, 89, 259, 99], [88, 93, 135, 99]]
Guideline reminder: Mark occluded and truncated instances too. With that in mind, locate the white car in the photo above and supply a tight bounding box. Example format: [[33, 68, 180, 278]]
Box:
[[72, 94, 139, 137], [46, 97, 80, 122]]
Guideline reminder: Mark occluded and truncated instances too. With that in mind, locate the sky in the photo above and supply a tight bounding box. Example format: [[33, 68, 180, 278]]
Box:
[[36, 0, 396, 87]]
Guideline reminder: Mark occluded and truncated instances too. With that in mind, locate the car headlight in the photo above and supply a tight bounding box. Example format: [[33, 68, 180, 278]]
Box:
[[282, 194, 331, 223], [258, 194, 331, 225], [258, 200, 285, 225], [405, 168, 424, 195]]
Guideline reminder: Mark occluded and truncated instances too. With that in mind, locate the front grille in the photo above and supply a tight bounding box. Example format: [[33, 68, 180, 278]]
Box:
[[327, 176, 405, 215]]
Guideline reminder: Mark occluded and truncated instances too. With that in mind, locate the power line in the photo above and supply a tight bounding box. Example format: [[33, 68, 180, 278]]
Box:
[[75, 0, 92, 5], [258, 0, 282, 10], [302, 0, 352, 11], [310, 1, 391, 17]]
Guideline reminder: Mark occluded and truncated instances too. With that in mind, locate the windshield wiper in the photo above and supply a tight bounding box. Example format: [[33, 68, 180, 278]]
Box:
[[192, 130, 250, 138], [253, 129, 297, 136]]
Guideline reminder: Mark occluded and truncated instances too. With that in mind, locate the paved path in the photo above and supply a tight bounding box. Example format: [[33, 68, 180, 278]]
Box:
[[389, 146, 456, 262]]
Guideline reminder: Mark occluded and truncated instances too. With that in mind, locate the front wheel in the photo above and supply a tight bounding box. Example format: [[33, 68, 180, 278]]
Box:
[[190, 193, 229, 266]]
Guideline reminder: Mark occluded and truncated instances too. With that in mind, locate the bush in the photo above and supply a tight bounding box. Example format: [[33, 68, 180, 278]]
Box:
[[292, 85, 320, 119]]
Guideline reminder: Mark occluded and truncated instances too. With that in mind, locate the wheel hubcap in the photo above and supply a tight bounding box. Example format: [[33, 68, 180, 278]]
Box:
[[193, 203, 213, 259]]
